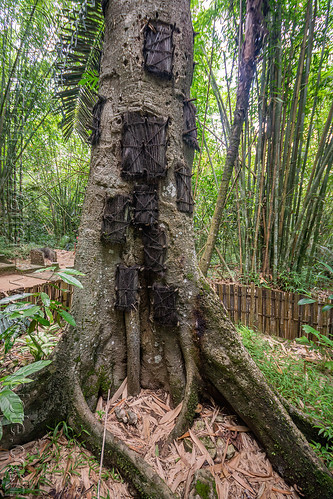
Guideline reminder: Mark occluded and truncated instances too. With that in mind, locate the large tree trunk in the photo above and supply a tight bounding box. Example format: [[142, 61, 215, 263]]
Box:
[[2, 1, 333, 497]]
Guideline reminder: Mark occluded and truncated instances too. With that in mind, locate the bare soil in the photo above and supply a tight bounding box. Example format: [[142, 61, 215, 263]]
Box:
[[0, 250, 74, 296]]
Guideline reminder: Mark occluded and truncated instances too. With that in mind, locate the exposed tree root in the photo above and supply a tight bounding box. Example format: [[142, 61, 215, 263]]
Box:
[[2, 288, 333, 498], [165, 322, 200, 447], [125, 308, 141, 396], [164, 368, 198, 451], [70, 381, 175, 499], [198, 288, 333, 499]]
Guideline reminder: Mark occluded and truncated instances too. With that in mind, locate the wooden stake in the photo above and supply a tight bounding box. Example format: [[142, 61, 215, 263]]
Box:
[[125, 308, 141, 396]]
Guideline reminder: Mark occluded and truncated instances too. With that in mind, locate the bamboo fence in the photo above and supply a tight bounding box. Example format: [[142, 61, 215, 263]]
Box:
[[214, 282, 333, 339], [2, 281, 332, 340], [0, 281, 73, 334], [0, 280, 72, 309]]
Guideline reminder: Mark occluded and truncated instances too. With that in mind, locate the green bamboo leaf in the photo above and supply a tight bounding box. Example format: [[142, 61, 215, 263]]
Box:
[[321, 262, 333, 274], [58, 268, 85, 276], [322, 304, 333, 312], [295, 336, 310, 345], [298, 298, 316, 305], [0, 293, 34, 305], [58, 310, 76, 327], [0, 389, 24, 424], [40, 292, 51, 307], [56, 272, 83, 288]]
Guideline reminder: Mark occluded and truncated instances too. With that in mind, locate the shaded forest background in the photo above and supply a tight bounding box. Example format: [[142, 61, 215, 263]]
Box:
[[0, 0, 332, 293]]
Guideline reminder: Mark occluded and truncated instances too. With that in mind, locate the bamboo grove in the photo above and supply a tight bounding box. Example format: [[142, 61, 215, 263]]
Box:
[[192, 0, 333, 282], [0, 0, 89, 247], [0, 0, 332, 286]]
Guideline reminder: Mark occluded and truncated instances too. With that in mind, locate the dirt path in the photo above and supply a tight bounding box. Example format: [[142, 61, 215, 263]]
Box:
[[0, 250, 75, 295]]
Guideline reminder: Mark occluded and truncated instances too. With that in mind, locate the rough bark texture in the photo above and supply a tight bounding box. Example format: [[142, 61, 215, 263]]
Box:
[[2, 1, 333, 497]]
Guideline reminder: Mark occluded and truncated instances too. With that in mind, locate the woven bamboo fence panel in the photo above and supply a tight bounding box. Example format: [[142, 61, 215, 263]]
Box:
[[0, 280, 72, 309], [3, 281, 332, 340], [214, 282, 333, 340]]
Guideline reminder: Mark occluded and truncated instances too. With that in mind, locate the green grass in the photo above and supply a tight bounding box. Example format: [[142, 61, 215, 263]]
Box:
[[238, 324, 333, 470]]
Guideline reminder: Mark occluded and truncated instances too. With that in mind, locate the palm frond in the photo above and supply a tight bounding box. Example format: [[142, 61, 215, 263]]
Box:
[[56, 0, 104, 142]]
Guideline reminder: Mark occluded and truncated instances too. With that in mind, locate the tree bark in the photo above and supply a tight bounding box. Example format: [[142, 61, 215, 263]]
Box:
[[2, 1, 333, 497]]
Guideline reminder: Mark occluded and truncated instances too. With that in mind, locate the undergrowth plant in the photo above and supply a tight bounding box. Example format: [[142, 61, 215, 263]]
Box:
[[0, 268, 84, 359], [296, 325, 333, 372], [0, 268, 84, 442], [0, 360, 51, 440], [296, 263, 333, 372], [238, 325, 333, 470]]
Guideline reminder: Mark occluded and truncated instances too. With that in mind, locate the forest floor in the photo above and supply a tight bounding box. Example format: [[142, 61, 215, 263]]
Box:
[[0, 331, 310, 498], [0, 253, 329, 497], [0, 250, 74, 295]]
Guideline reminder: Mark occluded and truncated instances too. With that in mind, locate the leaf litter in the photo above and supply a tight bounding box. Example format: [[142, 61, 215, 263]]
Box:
[[0, 333, 311, 498], [0, 426, 132, 498], [0, 382, 301, 498], [91, 379, 300, 498]]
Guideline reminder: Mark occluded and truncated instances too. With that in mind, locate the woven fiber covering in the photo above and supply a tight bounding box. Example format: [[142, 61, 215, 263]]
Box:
[[143, 21, 174, 79], [183, 99, 199, 151], [133, 185, 158, 226], [89, 96, 106, 146], [101, 195, 131, 244], [175, 163, 194, 214], [142, 226, 167, 274], [122, 113, 168, 180], [152, 284, 178, 326], [101, 0, 109, 16], [115, 265, 139, 311]]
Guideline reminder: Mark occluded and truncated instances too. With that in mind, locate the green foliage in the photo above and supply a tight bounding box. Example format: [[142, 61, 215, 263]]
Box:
[[0, 360, 51, 440], [79, 69, 99, 92], [22, 131, 89, 244], [310, 440, 333, 471], [296, 326, 333, 372], [0, 0, 68, 242], [0, 268, 83, 441], [17, 326, 58, 361], [56, 0, 104, 141], [275, 269, 318, 293], [296, 265, 333, 371], [0, 268, 83, 359], [298, 298, 317, 305], [238, 325, 333, 469], [0, 467, 41, 498], [191, 0, 333, 280], [96, 409, 105, 421]]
